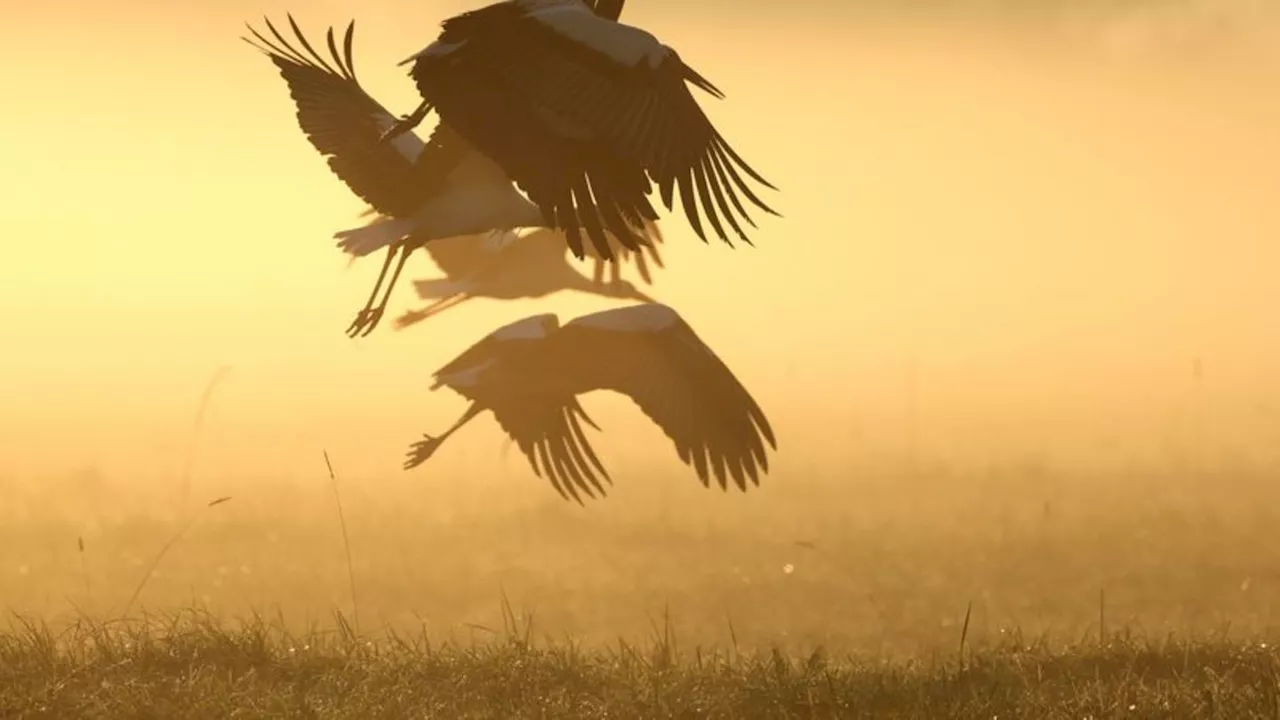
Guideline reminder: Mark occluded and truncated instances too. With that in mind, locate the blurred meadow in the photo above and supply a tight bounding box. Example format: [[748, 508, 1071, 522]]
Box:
[[3, 0, 1280, 714]]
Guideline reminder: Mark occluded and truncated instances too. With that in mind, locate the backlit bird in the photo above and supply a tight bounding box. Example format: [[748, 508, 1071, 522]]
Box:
[[244, 14, 661, 337], [403, 303, 777, 503], [393, 226, 665, 330], [381, 0, 780, 263]]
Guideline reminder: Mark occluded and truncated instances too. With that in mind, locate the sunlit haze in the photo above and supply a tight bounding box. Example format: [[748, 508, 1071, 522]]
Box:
[[5, 1, 1278, 486]]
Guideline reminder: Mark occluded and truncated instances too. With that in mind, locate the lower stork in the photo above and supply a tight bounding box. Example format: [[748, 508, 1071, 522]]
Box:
[[403, 303, 777, 503]]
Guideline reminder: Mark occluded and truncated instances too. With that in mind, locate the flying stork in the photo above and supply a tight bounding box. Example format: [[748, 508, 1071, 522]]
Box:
[[393, 226, 665, 330], [403, 303, 777, 503], [380, 0, 780, 263], [244, 15, 662, 337]]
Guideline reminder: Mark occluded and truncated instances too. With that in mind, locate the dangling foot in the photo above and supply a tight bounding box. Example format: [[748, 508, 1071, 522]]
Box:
[[346, 306, 385, 338], [404, 434, 443, 470]]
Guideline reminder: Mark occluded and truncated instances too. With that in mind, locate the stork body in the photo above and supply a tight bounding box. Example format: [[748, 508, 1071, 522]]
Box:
[[383, 0, 780, 263], [245, 15, 661, 337], [395, 226, 664, 329], [404, 303, 777, 503]]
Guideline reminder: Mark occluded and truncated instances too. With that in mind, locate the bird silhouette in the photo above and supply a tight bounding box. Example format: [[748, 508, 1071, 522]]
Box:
[[381, 0, 781, 260], [403, 303, 777, 503], [244, 13, 662, 337], [392, 226, 665, 330]]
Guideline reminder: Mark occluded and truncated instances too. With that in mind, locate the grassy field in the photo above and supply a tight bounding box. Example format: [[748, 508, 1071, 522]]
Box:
[[4, 611, 1280, 718], [3, 455, 1280, 716]]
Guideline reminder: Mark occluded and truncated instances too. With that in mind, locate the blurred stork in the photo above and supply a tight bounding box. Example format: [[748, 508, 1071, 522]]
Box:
[[380, 0, 780, 262], [393, 226, 664, 330], [403, 303, 777, 503], [244, 13, 661, 337]]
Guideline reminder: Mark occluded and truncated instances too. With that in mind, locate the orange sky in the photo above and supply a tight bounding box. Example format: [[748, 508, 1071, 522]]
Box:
[[2, 2, 1280, 487]]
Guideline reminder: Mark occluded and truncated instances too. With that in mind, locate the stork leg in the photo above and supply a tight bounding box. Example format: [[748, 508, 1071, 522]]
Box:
[[346, 246, 397, 337], [364, 246, 412, 337], [393, 292, 474, 330], [404, 402, 487, 471], [378, 100, 433, 144], [348, 245, 412, 338]]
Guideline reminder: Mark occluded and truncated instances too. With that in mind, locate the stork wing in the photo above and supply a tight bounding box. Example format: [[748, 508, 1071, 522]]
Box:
[[579, 217, 666, 286], [426, 311, 614, 503], [548, 304, 776, 490], [405, 1, 778, 257], [488, 396, 616, 504], [246, 16, 455, 219], [585, 0, 626, 22]]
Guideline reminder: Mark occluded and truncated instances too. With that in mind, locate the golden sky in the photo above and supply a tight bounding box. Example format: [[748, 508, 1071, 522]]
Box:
[[2, 1, 1279, 486]]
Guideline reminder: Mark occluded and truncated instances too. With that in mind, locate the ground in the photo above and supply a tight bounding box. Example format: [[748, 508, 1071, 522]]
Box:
[[4, 614, 1280, 718], [2, 458, 1278, 716]]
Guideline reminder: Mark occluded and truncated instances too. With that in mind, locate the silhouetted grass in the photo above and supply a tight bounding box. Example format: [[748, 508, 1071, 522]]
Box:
[[8, 457, 1280, 716], [3, 609, 1279, 718]]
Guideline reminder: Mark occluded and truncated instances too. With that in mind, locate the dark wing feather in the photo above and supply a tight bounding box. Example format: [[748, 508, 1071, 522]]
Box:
[[407, 3, 777, 254], [583, 217, 665, 285], [247, 16, 476, 221], [546, 305, 776, 490], [245, 16, 431, 218], [488, 397, 614, 504], [406, 5, 661, 261], [421, 315, 611, 502]]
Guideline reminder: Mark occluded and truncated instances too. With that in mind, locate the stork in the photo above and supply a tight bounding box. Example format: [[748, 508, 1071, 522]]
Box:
[[403, 303, 777, 503], [381, 0, 780, 263], [244, 14, 662, 337], [393, 226, 665, 330]]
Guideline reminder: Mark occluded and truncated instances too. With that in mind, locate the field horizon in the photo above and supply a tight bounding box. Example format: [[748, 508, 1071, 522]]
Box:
[[7, 449, 1279, 654]]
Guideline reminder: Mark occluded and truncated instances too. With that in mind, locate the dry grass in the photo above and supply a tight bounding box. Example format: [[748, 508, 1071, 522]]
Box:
[[3, 609, 1280, 718], [3, 455, 1280, 715]]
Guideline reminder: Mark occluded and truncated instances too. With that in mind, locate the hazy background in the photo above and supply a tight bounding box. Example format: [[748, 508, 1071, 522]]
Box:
[[1, 0, 1279, 654]]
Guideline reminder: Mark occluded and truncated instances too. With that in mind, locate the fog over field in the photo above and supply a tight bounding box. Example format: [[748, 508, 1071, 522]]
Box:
[[1, 0, 1278, 661]]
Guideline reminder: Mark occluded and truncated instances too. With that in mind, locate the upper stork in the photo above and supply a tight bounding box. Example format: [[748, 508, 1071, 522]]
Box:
[[245, 14, 662, 337], [403, 303, 777, 503], [381, 0, 780, 262]]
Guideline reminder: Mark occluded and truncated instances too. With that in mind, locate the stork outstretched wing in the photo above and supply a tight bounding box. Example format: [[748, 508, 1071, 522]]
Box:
[[400, 0, 778, 260], [245, 15, 471, 219], [488, 396, 614, 504], [546, 304, 776, 490]]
